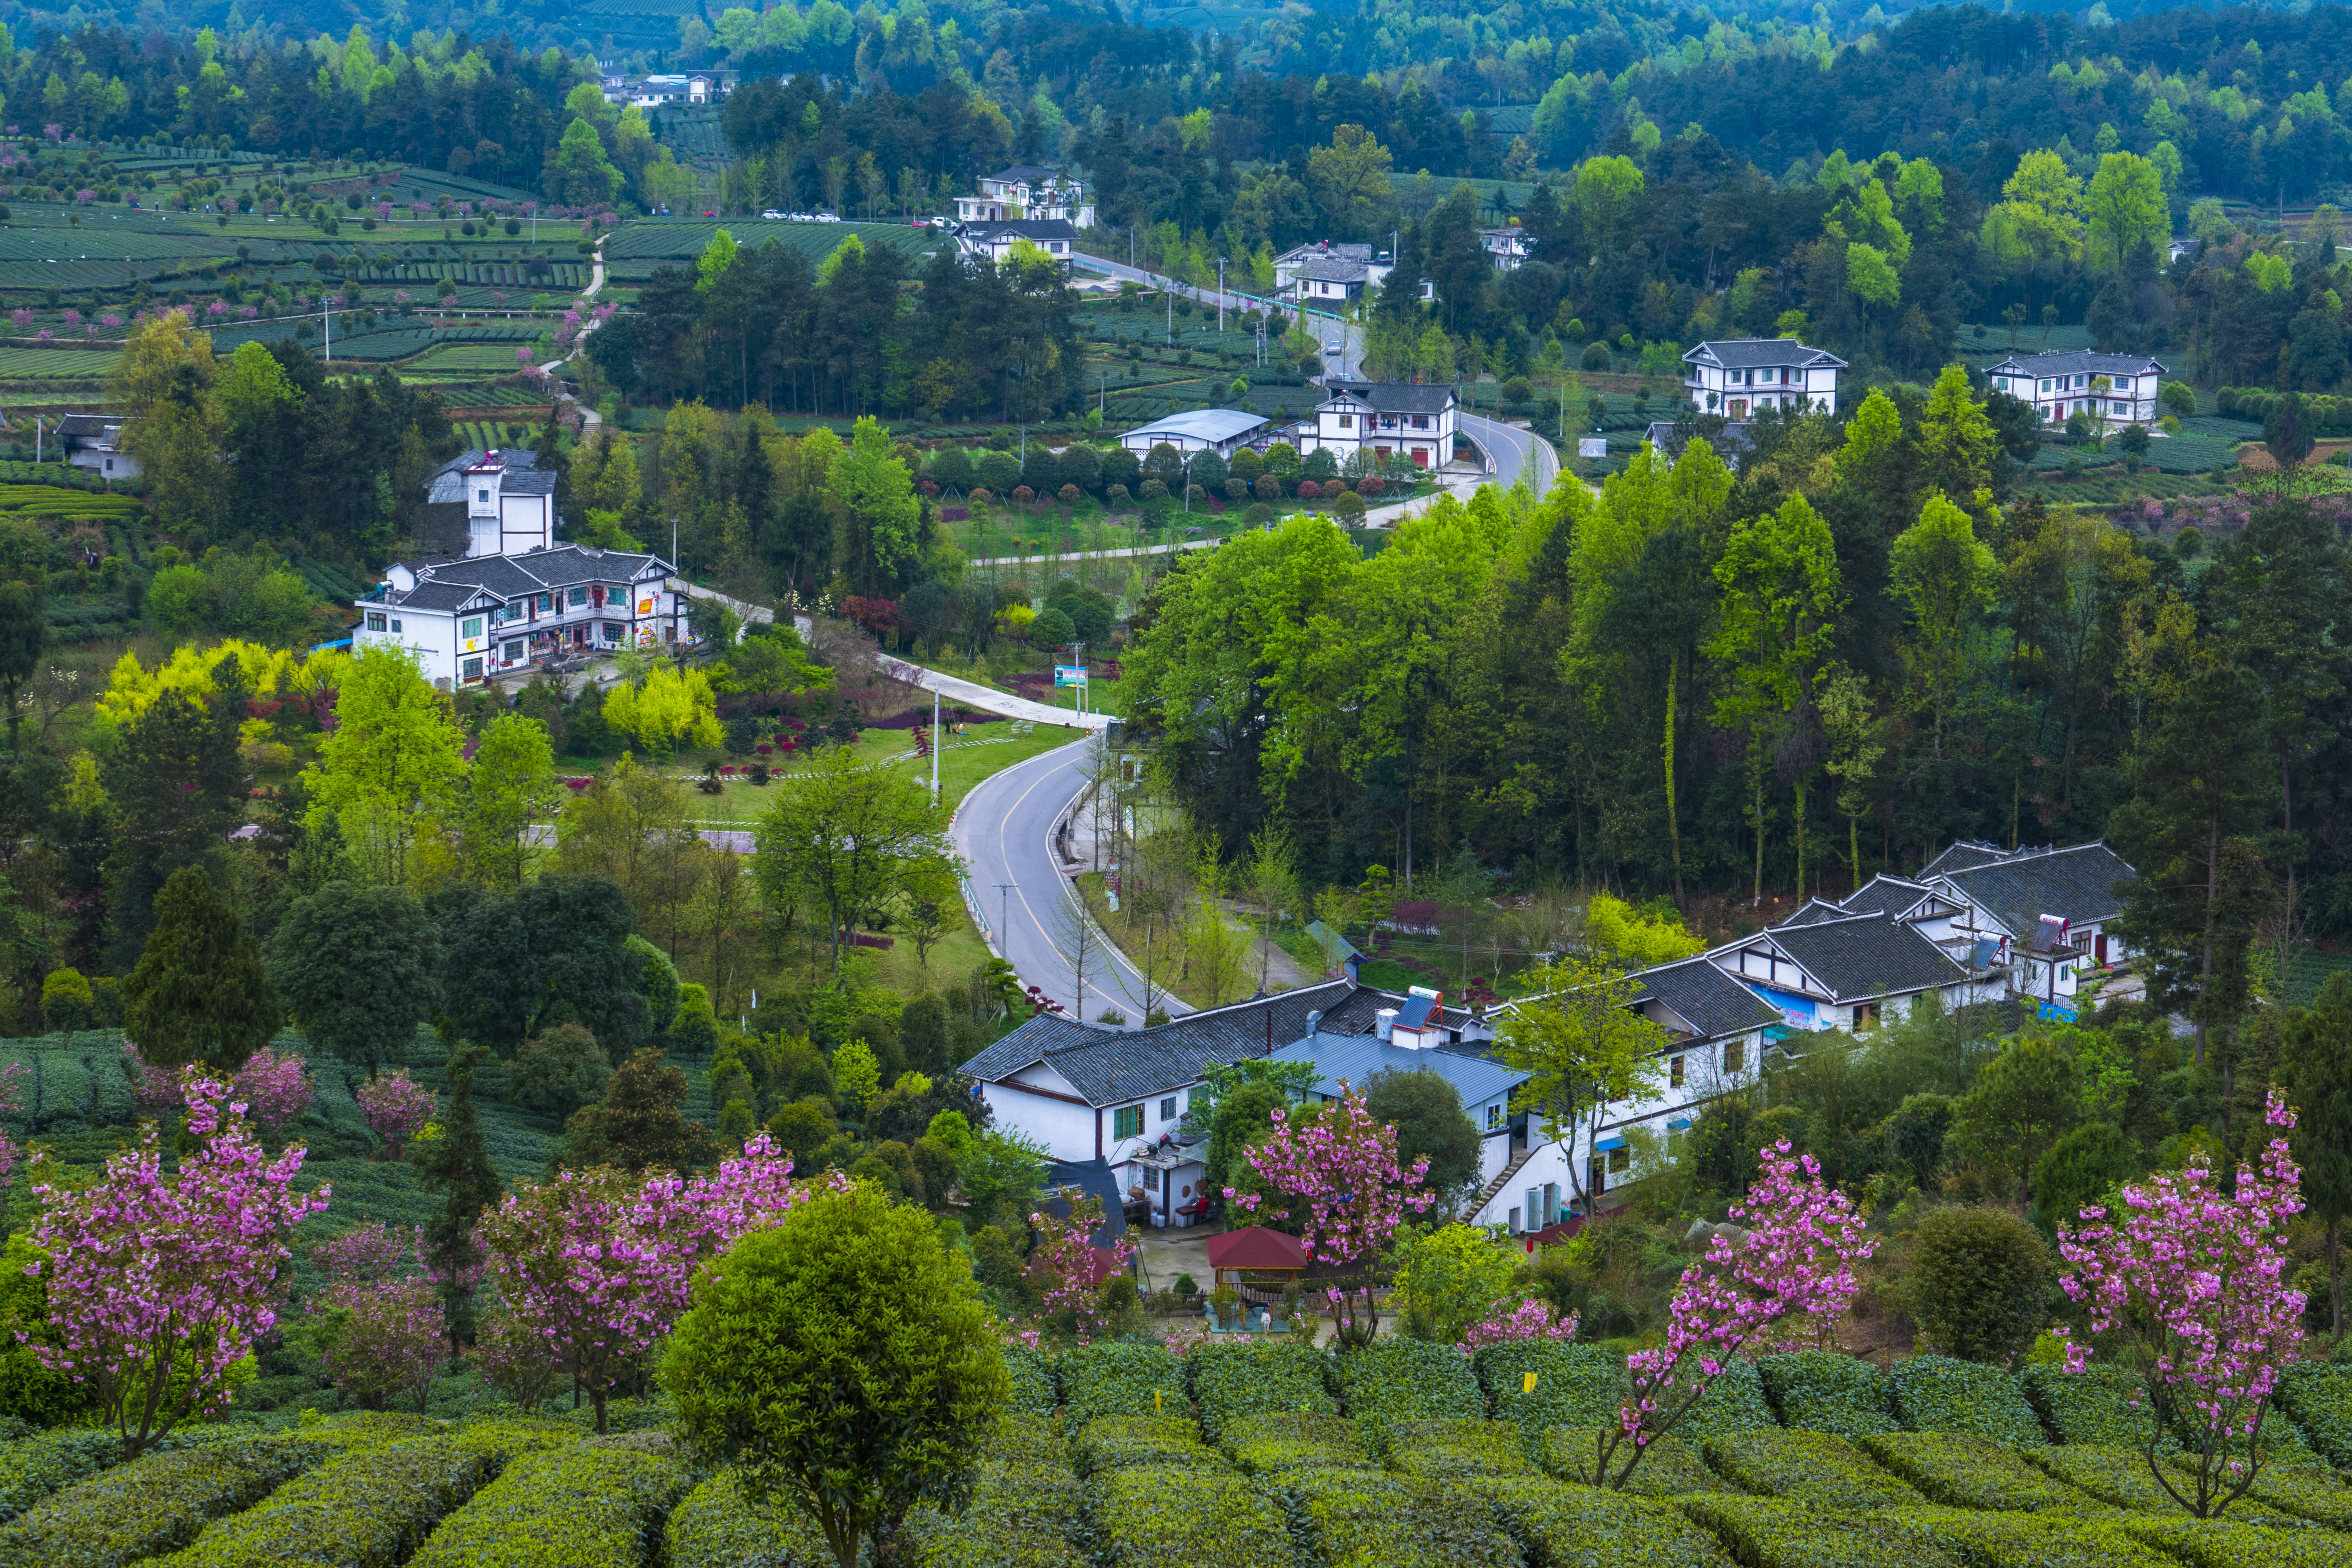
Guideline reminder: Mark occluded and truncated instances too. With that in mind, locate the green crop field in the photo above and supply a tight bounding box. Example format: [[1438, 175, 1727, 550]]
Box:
[[0, 484, 141, 518], [408, 343, 540, 373], [604, 217, 936, 265], [0, 347, 120, 378]]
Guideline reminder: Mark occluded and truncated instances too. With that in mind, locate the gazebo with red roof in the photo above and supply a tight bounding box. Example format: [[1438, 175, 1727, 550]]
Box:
[[1204, 1225, 1310, 1290]]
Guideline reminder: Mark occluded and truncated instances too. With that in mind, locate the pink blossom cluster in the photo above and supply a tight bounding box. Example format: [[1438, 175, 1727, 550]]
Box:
[[1024, 1196, 1136, 1343], [357, 1070, 436, 1158], [0, 1061, 22, 1188], [2055, 1088, 2306, 1516], [514, 346, 534, 366], [7, 309, 27, 328], [478, 1133, 830, 1427], [313, 1220, 415, 1284], [100, 313, 120, 327], [320, 1277, 444, 1410], [1590, 1142, 1871, 1487], [26, 1071, 329, 1453], [228, 1046, 313, 1138], [61, 308, 79, 326], [123, 1041, 183, 1118], [1461, 1296, 1580, 1351]]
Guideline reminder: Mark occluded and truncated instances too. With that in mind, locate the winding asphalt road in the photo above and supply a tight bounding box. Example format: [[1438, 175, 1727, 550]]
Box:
[[1459, 411, 1559, 493], [952, 739, 1187, 1025]]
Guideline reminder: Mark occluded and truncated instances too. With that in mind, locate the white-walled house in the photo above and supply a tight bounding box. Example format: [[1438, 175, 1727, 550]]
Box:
[[956, 167, 1096, 228], [1683, 338, 1846, 416], [1984, 351, 2167, 426], [55, 413, 138, 481], [956, 220, 1078, 270], [1308, 381, 1459, 469], [1913, 841, 2138, 1017]]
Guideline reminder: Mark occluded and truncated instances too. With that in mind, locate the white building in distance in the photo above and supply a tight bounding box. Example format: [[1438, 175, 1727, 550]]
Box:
[[1682, 338, 1847, 416]]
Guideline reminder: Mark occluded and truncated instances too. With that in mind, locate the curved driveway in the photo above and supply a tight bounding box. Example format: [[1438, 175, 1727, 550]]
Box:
[[953, 739, 1186, 1025], [1459, 411, 1559, 493]]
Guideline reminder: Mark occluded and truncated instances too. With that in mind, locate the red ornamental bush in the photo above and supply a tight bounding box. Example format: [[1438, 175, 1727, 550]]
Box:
[[968, 487, 994, 505], [1296, 480, 1323, 501], [1254, 475, 1286, 502], [917, 479, 939, 496], [1059, 483, 1081, 505], [1357, 475, 1386, 498], [1012, 484, 1036, 504]]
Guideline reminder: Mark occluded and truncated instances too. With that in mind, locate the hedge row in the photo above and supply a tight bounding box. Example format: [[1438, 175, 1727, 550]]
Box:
[[1487, 1477, 1739, 1567], [407, 1438, 694, 1568], [1381, 1419, 1535, 1480], [2021, 1364, 2169, 1451], [1473, 1341, 1623, 1429], [2275, 1365, 2352, 1470], [2209, 1457, 2352, 1528], [1701, 1428, 1925, 1512], [1760, 1351, 1898, 1436], [2021, 1444, 2303, 1526], [1333, 1338, 1484, 1427], [2120, 1514, 2352, 1567], [665, 1470, 837, 1568], [1886, 1503, 2172, 1568], [1186, 1341, 1333, 1441], [1678, 1492, 1950, 1568], [0, 1430, 138, 1525], [1889, 1356, 2049, 1448], [1539, 1427, 1728, 1495], [1060, 1342, 1186, 1424], [1072, 1416, 1220, 1476], [1281, 1467, 1520, 1568], [1090, 1464, 1285, 1568], [903, 1464, 1089, 1568], [1218, 1412, 1373, 1476], [0, 1413, 437, 1568], [1855, 1431, 2084, 1513], [1003, 1346, 1058, 1415]]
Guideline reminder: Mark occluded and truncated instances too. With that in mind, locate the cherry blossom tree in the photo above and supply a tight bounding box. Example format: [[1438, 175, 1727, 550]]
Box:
[[1461, 1297, 1581, 1351], [476, 1133, 821, 1430], [1023, 1194, 1136, 1343], [311, 1223, 446, 1412], [357, 1070, 436, 1158], [2055, 1088, 2307, 1517], [26, 1072, 329, 1455], [228, 1047, 314, 1139], [1226, 1087, 1434, 1346], [122, 1041, 181, 1118], [1574, 1141, 1873, 1488], [0, 1062, 21, 1188]]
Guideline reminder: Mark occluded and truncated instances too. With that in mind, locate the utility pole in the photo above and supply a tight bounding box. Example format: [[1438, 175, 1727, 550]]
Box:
[[1166, 285, 1173, 345], [1099, 372, 1108, 415], [1217, 257, 1226, 332], [995, 882, 1017, 953], [930, 687, 941, 801], [323, 293, 331, 362]]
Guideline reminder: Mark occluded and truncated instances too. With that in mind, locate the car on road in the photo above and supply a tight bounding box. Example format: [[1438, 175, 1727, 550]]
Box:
[[761, 209, 785, 220], [1323, 341, 1343, 356]]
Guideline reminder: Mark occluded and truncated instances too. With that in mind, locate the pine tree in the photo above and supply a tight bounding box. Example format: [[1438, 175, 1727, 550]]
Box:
[[563, 1046, 716, 1173], [414, 1040, 504, 1346], [121, 865, 279, 1073]]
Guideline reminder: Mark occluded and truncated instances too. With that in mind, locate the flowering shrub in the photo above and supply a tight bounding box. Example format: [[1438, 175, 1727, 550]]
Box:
[[1461, 1297, 1580, 1351], [314, 1221, 415, 1285], [123, 1040, 183, 1118], [25, 1071, 328, 1454], [1024, 1194, 1136, 1343], [2054, 1087, 2306, 1516], [357, 1071, 436, 1158], [227, 1046, 313, 1138]]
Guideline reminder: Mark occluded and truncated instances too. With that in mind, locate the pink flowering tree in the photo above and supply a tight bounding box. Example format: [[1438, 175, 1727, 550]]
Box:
[[26, 1071, 329, 1455], [1023, 1194, 1137, 1343], [123, 1039, 183, 1119], [0, 1061, 21, 1188], [1462, 1297, 1581, 1351], [228, 1046, 313, 1139], [2055, 1089, 2307, 1517], [1575, 1141, 1873, 1488], [1226, 1087, 1434, 1346], [477, 1133, 819, 1428], [311, 1222, 444, 1412], [357, 1070, 435, 1159]]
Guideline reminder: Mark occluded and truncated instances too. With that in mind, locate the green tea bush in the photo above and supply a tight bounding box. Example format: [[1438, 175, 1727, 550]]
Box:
[[1003, 1345, 1059, 1415], [0, 1431, 348, 1568], [1281, 1467, 1520, 1568], [1061, 1342, 1186, 1422], [1888, 1504, 2177, 1568], [1185, 1341, 1333, 1441], [1758, 1351, 1897, 1436], [1678, 1493, 1964, 1568], [2019, 1446, 2299, 1525], [0, 1430, 133, 1525], [408, 1440, 693, 1568], [1855, 1432, 2086, 1512], [2117, 1516, 2352, 1568], [1700, 1429, 1924, 1511], [1473, 1340, 1622, 1429], [2019, 1365, 2169, 1451], [902, 1466, 1089, 1568], [2164, 1457, 2352, 1529], [1072, 1417, 1220, 1476], [1537, 1427, 1727, 1495], [982, 1414, 1068, 1470], [153, 1426, 568, 1568], [1380, 1418, 1536, 1479], [1672, 1357, 1778, 1438], [1888, 1357, 2047, 1446], [2272, 1364, 2352, 1469], [1332, 1339, 1483, 1425], [1092, 1464, 1286, 1568], [664, 1470, 837, 1568], [1487, 1477, 1738, 1567], [1217, 1412, 1373, 1475]]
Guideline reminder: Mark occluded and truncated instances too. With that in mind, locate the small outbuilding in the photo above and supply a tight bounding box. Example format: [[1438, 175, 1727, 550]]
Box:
[[1205, 1225, 1310, 1292]]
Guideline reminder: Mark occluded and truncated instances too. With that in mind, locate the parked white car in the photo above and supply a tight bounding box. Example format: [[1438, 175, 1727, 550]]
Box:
[[761, 209, 785, 220]]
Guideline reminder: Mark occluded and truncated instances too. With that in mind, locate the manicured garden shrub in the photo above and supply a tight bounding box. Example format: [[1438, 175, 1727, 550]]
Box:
[[1671, 1356, 1778, 1438], [2019, 1364, 2168, 1451], [1072, 1417, 1220, 1476], [2118, 1515, 2352, 1568], [1060, 1341, 1186, 1423], [1333, 1339, 1483, 1426], [2163, 1456, 2352, 1529], [1678, 1493, 1963, 1568], [1381, 1418, 1536, 1479], [901, 1465, 1088, 1568], [0, 1430, 138, 1525], [1888, 1504, 2177, 1568], [665, 1470, 837, 1568], [1092, 1464, 1286, 1568], [1217, 1412, 1373, 1476], [1889, 1356, 2047, 1446], [1488, 1477, 1738, 1567], [1003, 1345, 1059, 1414], [1186, 1341, 1332, 1441], [2020, 1446, 2300, 1525], [1856, 1432, 2085, 1513], [408, 1440, 693, 1568], [154, 1426, 570, 1568], [1758, 1351, 1897, 1436], [982, 1414, 1068, 1470], [2272, 1363, 2352, 1469], [1474, 1340, 1622, 1429], [1700, 1429, 1924, 1511], [1281, 1467, 1520, 1568], [0, 1430, 354, 1568], [1538, 1427, 1728, 1495]]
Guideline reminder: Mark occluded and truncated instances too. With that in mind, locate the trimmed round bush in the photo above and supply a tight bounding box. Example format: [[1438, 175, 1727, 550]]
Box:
[[1758, 1351, 1896, 1436], [1185, 1341, 1332, 1441], [1888, 1355, 2047, 1446], [1907, 1207, 2055, 1366]]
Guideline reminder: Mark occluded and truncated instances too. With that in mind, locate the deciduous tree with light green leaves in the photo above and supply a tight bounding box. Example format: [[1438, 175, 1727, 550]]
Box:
[[300, 646, 466, 886], [1389, 1223, 1519, 1343], [753, 748, 948, 976], [602, 665, 723, 758], [831, 415, 922, 596], [1890, 491, 1999, 759], [2085, 150, 2168, 274], [1496, 950, 1669, 1214], [459, 712, 561, 890]]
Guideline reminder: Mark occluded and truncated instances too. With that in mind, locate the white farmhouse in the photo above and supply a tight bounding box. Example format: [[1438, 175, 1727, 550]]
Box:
[[55, 413, 138, 481], [1481, 227, 1534, 270], [1984, 351, 2167, 426], [956, 167, 1096, 228], [1308, 380, 1458, 470], [1682, 338, 1847, 416], [956, 219, 1078, 270]]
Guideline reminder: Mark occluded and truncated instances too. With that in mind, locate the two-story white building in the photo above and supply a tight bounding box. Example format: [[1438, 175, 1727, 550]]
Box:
[[1482, 227, 1534, 270], [1985, 351, 2167, 426], [1308, 380, 1458, 469], [1683, 338, 1847, 416], [54, 413, 138, 481], [956, 220, 1078, 271], [956, 166, 1096, 228]]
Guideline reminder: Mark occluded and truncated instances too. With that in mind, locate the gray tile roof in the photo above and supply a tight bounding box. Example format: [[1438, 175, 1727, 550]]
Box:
[[390, 580, 486, 612], [1837, 875, 1934, 918], [1918, 841, 2013, 879], [1778, 898, 1852, 928], [370, 544, 670, 609], [1684, 337, 1847, 371], [1323, 380, 1455, 414], [1646, 421, 1757, 464], [1987, 350, 2167, 380], [54, 413, 116, 437], [1759, 911, 1968, 1001], [1266, 1031, 1523, 1108], [992, 165, 1066, 184], [965, 219, 1078, 241], [959, 979, 1384, 1106], [1289, 256, 1372, 282], [1631, 957, 1780, 1039], [502, 470, 556, 496], [1933, 842, 2136, 938], [1277, 242, 1374, 265]]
